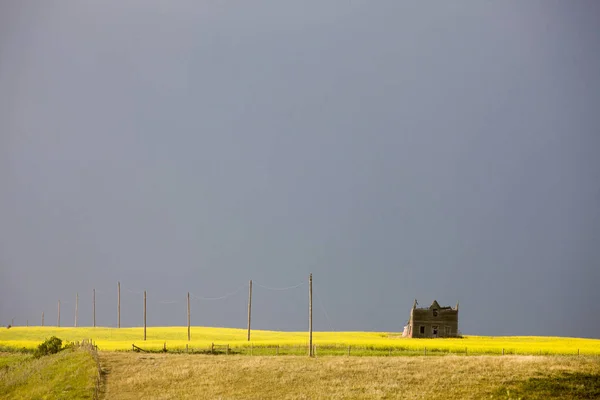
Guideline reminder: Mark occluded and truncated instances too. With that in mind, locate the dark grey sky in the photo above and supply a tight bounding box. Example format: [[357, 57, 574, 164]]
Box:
[[1, 1, 599, 337]]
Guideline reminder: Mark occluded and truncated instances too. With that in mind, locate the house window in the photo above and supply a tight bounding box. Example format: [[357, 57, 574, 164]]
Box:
[[419, 326, 425, 335], [432, 326, 439, 337], [445, 326, 451, 336], [433, 309, 438, 317]]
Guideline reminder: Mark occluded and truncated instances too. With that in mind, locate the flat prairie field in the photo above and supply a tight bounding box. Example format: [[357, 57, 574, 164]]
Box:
[[98, 353, 600, 399], [1, 326, 599, 356]]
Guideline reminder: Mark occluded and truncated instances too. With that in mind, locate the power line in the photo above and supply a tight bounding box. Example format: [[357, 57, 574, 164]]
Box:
[[125, 288, 143, 295], [190, 283, 248, 301], [254, 282, 304, 291], [315, 286, 334, 331], [156, 300, 179, 304]]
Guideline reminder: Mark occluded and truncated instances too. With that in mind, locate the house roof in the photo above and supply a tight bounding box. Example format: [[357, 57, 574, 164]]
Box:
[[412, 299, 457, 311]]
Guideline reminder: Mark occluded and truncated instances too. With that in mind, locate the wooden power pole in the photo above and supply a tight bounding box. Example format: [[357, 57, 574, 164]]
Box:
[[57, 300, 61, 327], [309, 273, 313, 357], [143, 290, 147, 341], [187, 292, 191, 341], [118, 281, 121, 328], [93, 289, 96, 327], [75, 292, 79, 327], [247, 280, 252, 341]]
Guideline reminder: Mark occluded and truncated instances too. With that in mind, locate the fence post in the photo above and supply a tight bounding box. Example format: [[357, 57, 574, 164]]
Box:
[[389, 348, 392, 356], [502, 348, 504, 356], [186, 344, 189, 353], [211, 343, 214, 354], [276, 345, 279, 356], [348, 345, 351, 356], [424, 347, 427, 356], [250, 343, 253, 356]]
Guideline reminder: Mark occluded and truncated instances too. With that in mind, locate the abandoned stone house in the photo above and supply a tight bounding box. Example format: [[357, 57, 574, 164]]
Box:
[[402, 300, 459, 338]]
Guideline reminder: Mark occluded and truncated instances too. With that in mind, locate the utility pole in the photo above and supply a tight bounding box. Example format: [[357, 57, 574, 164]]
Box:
[[187, 292, 191, 341], [247, 280, 252, 341], [75, 292, 79, 327], [58, 300, 61, 327], [118, 281, 121, 328], [143, 290, 147, 341], [93, 289, 96, 327], [309, 273, 313, 357]]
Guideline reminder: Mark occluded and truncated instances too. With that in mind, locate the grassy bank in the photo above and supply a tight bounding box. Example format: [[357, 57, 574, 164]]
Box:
[[1, 326, 599, 355], [98, 352, 600, 399], [0, 349, 98, 400]]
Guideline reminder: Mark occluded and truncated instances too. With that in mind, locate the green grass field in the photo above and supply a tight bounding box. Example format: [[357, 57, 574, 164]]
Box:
[[0, 349, 97, 400], [1, 326, 599, 356]]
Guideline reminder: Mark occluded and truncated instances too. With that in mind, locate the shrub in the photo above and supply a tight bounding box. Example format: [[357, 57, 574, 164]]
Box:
[[34, 336, 63, 358]]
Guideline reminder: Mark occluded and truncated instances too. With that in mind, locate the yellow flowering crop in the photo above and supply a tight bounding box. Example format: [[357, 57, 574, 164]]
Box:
[[1, 326, 598, 355]]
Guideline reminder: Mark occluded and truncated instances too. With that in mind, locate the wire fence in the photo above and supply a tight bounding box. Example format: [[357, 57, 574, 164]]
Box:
[[124, 342, 594, 357]]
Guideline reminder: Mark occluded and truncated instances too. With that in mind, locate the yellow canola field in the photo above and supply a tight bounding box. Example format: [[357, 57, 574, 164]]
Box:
[[1, 326, 598, 355]]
